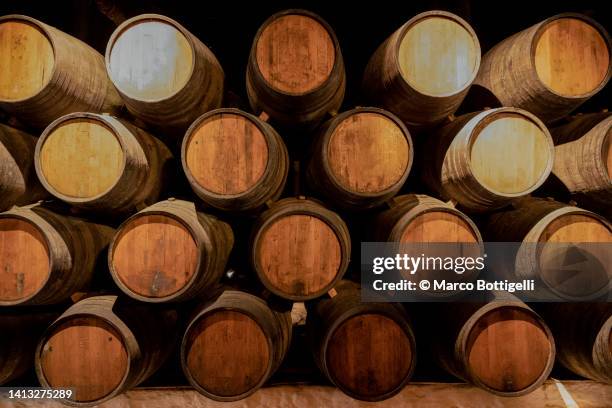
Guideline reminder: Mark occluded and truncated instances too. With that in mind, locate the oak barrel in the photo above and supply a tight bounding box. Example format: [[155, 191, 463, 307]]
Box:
[[306, 280, 416, 401], [246, 9, 345, 128], [0, 15, 122, 128], [36, 295, 178, 406], [182, 108, 289, 212], [106, 14, 224, 132], [181, 289, 291, 401], [109, 199, 233, 303], [0, 204, 114, 306], [0, 123, 48, 211], [35, 112, 173, 213], [306, 107, 413, 210], [251, 197, 350, 300], [363, 11, 480, 129], [423, 107, 554, 212], [473, 13, 611, 123]]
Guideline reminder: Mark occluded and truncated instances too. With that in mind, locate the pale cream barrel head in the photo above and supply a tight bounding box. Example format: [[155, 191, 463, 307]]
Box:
[[108, 20, 193, 101], [470, 114, 551, 194], [255, 14, 335, 94], [39, 317, 128, 403], [111, 214, 199, 299], [400, 212, 479, 243], [535, 18, 610, 97], [398, 16, 479, 96], [0, 20, 54, 101], [185, 113, 269, 195], [39, 118, 124, 198], [328, 112, 409, 193], [0, 218, 49, 303]]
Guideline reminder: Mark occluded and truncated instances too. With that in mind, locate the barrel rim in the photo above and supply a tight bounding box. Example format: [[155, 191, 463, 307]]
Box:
[[34, 112, 128, 204], [35, 311, 132, 407], [394, 10, 481, 99], [320, 307, 417, 401], [594, 313, 612, 375], [0, 14, 58, 104], [531, 13, 612, 100], [108, 209, 204, 303], [248, 8, 343, 97], [459, 302, 555, 396], [180, 302, 274, 401], [466, 107, 555, 198], [105, 13, 197, 104], [321, 106, 414, 198]]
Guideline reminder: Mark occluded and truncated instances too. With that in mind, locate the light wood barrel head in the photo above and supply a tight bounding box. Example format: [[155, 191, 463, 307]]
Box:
[[328, 112, 410, 193], [255, 14, 335, 95], [257, 214, 341, 298], [326, 314, 413, 399], [540, 214, 612, 243], [0, 218, 49, 303], [39, 118, 124, 199], [470, 113, 551, 194], [466, 307, 552, 393], [400, 211, 479, 243], [111, 214, 199, 299], [535, 18, 610, 97], [398, 16, 479, 96], [39, 317, 128, 403], [0, 19, 54, 101], [108, 19, 193, 101], [185, 310, 270, 398], [185, 112, 269, 195]]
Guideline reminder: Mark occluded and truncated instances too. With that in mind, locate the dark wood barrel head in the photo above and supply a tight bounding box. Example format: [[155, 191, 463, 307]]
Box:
[[400, 211, 479, 243], [328, 111, 410, 194], [326, 313, 413, 399], [39, 118, 124, 199], [111, 214, 199, 299], [184, 112, 269, 195], [535, 18, 610, 97], [38, 316, 128, 403], [255, 13, 335, 95], [466, 307, 552, 393], [257, 214, 341, 298], [184, 310, 270, 398], [0, 19, 54, 101], [0, 218, 49, 304]]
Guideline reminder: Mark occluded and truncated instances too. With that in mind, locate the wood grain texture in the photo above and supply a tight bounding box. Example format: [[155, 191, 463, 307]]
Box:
[[182, 109, 288, 212], [247, 9, 345, 128], [0, 15, 123, 128], [540, 214, 612, 243], [106, 14, 224, 132], [363, 11, 480, 128], [473, 13, 611, 123], [535, 18, 609, 96], [400, 211, 478, 243]]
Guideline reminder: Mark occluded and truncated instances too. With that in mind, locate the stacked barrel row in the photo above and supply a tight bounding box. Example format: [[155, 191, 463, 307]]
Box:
[[0, 6, 610, 406]]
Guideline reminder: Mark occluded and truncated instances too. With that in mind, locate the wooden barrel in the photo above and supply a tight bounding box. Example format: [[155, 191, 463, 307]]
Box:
[[424, 292, 555, 396], [0, 15, 122, 128], [363, 11, 480, 129], [535, 303, 611, 383], [551, 113, 612, 207], [246, 9, 345, 128], [109, 199, 233, 303], [485, 198, 612, 300], [251, 197, 350, 300], [0, 123, 48, 211], [181, 289, 291, 401], [106, 14, 224, 132], [473, 13, 611, 123], [423, 107, 554, 212], [306, 280, 416, 401], [0, 204, 114, 306], [182, 109, 289, 212], [35, 112, 173, 213], [36, 295, 177, 406], [306, 107, 413, 210]]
